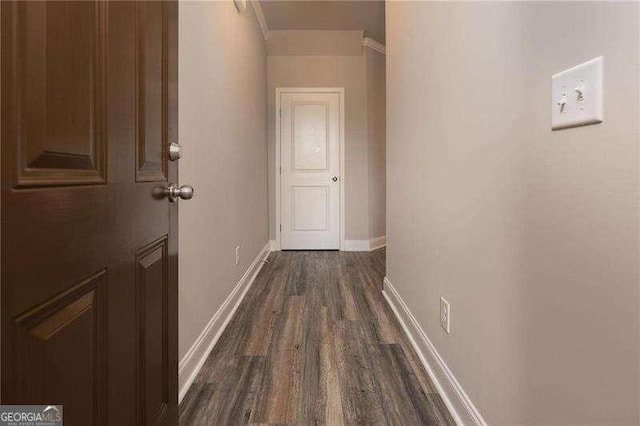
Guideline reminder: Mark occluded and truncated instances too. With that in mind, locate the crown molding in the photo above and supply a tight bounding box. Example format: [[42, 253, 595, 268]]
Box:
[[362, 37, 386, 55], [250, 0, 268, 40]]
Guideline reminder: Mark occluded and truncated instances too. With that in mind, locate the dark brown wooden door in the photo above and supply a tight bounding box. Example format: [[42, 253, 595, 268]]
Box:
[[1, 1, 178, 425]]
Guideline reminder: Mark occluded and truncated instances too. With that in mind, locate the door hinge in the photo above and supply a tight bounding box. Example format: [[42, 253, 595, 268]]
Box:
[[279, 108, 282, 117], [279, 224, 282, 232], [279, 166, 282, 175]]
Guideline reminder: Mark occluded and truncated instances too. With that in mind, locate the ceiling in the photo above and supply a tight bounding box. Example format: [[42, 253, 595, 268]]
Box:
[[259, 1, 385, 44]]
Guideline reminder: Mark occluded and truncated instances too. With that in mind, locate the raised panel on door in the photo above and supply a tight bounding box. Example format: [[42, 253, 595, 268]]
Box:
[[136, 237, 170, 425], [292, 103, 329, 171], [9, 270, 107, 425], [6, 0, 107, 187], [292, 186, 330, 231], [136, 1, 168, 182]]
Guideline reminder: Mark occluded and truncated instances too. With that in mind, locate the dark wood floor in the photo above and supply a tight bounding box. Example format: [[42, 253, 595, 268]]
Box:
[[179, 249, 454, 425]]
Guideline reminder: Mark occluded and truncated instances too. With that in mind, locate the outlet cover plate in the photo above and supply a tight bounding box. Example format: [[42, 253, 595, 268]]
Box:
[[440, 296, 451, 335], [551, 57, 603, 130]]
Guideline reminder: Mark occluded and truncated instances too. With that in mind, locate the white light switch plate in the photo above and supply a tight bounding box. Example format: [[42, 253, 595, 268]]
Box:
[[551, 57, 603, 130]]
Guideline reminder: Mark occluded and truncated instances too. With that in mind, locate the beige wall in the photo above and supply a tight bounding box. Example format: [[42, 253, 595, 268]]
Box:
[[267, 32, 386, 242], [386, 1, 639, 424], [366, 48, 386, 239], [178, 1, 268, 359], [267, 30, 363, 56]]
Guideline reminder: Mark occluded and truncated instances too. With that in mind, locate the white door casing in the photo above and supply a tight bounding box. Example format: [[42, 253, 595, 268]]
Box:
[[277, 89, 344, 250]]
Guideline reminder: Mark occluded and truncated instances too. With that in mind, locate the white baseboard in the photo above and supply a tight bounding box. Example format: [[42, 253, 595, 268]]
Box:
[[178, 241, 271, 403], [362, 37, 386, 55], [369, 235, 386, 250], [343, 239, 370, 251], [382, 277, 487, 426], [343, 235, 386, 252]]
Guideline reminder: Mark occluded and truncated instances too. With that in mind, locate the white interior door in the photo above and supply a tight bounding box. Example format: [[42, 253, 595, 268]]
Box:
[[280, 91, 341, 250]]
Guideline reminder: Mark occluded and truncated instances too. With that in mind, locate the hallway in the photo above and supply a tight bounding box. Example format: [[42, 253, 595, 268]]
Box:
[[2, 1, 638, 424], [179, 249, 454, 424]]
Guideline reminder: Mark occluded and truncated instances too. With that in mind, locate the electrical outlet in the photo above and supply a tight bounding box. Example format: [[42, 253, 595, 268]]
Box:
[[440, 296, 451, 335], [235, 246, 240, 266]]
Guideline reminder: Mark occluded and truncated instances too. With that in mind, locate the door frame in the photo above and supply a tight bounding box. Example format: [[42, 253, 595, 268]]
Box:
[[275, 87, 345, 251]]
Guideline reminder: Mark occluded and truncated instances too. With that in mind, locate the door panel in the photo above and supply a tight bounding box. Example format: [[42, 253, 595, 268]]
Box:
[[136, 237, 170, 426], [292, 186, 329, 231], [10, 1, 107, 187], [11, 270, 107, 426], [292, 103, 328, 170], [136, 1, 168, 182], [2, 1, 179, 424], [280, 91, 341, 250]]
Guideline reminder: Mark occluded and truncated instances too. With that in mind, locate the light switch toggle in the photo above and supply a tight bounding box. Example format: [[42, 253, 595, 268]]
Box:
[[574, 85, 585, 102], [557, 93, 568, 113]]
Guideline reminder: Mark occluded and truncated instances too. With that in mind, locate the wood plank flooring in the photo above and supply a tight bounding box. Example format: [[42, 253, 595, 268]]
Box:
[[179, 249, 455, 425]]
